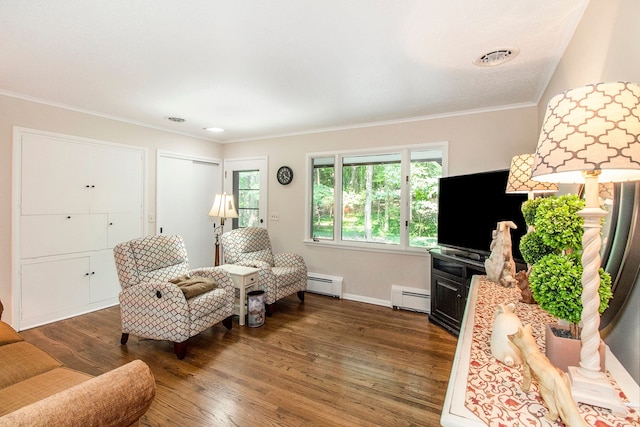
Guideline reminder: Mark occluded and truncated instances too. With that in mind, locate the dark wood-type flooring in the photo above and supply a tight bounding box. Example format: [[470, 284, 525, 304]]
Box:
[[20, 293, 458, 426]]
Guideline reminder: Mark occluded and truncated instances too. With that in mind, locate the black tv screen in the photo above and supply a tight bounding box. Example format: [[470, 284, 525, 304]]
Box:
[[437, 169, 528, 262]]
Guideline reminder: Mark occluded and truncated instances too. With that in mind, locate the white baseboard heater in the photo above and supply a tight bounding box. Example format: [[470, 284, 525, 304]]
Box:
[[306, 273, 343, 298], [391, 285, 430, 314]]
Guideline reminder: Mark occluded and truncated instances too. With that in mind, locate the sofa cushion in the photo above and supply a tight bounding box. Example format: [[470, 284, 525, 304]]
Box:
[[0, 367, 92, 416], [0, 342, 62, 388], [0, 321, 23, 346]]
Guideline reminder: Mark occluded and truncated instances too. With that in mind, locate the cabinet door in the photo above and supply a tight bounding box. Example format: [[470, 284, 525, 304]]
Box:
[[91, 147, 143, 214], [89, 252, 121, 303], [21, 134, 92, 215], [21, 214, 108, 258], [21, 257, 91, 328], [107, 213, 143, 248], [432, 274, 463, 330]]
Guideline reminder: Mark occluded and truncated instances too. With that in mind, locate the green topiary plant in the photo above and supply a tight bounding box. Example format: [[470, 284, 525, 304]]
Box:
[[522, 194, 613, 339], [534, 195, 585, 252], [529, 253, 612, 338], [519, 231, 555, 265], [519, 194, 585, 264], [521, 197, 546, 227]]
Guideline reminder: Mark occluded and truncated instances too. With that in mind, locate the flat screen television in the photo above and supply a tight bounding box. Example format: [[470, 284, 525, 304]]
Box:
[[437, 169, 528, 263]]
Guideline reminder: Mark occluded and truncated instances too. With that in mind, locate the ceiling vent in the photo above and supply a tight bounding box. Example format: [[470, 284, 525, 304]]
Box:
[[474, 48, 519, 67], [166, 116, 186, 123]]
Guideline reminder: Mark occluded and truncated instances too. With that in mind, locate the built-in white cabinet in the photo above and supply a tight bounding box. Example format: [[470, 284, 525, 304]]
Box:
[[14, 128, 146, 329]]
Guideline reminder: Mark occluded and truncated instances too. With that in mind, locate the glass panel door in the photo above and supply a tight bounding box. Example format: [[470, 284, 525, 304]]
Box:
[[234, 170, 260, 228], [223, 157, 268, 229]]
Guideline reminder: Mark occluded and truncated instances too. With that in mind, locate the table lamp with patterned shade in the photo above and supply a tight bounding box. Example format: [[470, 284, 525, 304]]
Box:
[[208, 193, 238, 266], [506, 153, 558, 199], [531, 81, 640, 415]]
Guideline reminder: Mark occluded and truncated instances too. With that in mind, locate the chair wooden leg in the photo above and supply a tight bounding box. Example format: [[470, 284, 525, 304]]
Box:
[[174, 341, 187, 360], [297, 291, 305, 302], [265, 303, 273, 317], [222, 315, 233, 330], [120, 333, 129, 345]]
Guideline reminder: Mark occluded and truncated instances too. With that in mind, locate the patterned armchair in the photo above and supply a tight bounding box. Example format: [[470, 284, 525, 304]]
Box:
[[113, 235, 235, 359], [220, 227, 307, 316]]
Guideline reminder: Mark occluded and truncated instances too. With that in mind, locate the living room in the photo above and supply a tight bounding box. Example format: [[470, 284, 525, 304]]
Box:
[[0, 0, 639, 425]]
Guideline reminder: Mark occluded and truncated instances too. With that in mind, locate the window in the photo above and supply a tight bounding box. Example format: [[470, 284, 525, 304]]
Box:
[[308, 143, 446, 251], [233, 170, 260, 228], [311, 157, 335, 240]]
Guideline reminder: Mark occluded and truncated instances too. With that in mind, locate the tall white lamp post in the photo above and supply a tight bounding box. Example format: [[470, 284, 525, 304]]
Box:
[[531, 81, 640, 415]]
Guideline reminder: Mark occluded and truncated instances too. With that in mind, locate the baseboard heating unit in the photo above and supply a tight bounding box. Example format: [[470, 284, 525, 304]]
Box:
[[391, 285, 430, 314], [306, 273, 343, 298]]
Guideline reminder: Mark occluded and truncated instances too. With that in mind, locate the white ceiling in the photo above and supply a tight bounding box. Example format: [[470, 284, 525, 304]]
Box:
[[0, 0, 589, 143]]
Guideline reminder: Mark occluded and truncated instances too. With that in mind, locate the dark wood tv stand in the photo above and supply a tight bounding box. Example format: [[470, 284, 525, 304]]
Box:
[[429, 247, 528, 335], [429, 247, 486, 336]]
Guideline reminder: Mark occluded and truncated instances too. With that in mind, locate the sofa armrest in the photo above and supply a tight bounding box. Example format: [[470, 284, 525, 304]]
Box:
[[0, 359, 155, 427]]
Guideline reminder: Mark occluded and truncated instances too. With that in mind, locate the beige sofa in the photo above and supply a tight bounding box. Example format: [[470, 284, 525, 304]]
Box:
[[0, 309, 156, 426]]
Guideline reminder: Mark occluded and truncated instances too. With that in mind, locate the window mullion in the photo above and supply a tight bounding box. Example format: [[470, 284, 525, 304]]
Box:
[[334, 154, 342, 243], [400, 149, 410, 248]]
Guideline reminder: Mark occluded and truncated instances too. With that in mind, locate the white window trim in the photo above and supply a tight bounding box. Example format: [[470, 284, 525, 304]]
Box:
[[304, 141, 448, 254]]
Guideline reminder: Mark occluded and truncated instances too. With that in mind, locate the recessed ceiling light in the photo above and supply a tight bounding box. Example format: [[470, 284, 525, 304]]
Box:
[[167, 116, 186, 123], [204, 127, 225, 133], [473, 48, 520, 67]]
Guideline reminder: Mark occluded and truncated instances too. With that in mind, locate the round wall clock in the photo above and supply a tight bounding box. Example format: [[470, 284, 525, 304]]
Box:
[[277, 166, 293, 185]]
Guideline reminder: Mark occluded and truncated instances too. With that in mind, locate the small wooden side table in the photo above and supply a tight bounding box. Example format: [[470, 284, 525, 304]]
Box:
[[218, 264, 259, 326]]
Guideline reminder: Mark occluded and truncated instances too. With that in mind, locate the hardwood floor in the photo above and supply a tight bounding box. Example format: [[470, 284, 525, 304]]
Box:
[[19, 293, 458, 426]]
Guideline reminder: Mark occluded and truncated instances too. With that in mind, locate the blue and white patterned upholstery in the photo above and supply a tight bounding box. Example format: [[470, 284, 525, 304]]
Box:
[[220, 227, 307, 306], [113, 235, 235, 346]]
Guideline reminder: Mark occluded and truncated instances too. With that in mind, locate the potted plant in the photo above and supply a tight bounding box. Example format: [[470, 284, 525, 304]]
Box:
[[519, 194, 613, 371]]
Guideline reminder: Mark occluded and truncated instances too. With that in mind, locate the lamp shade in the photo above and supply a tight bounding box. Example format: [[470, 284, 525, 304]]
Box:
[[208, 193, 238, 219], [506, 154, 558, 193], [531, 81, 640, 184]]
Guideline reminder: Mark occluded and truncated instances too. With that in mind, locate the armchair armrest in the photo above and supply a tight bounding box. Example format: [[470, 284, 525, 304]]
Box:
[[189, 267, 235, 294], [273, 253, 307, 270], [119, 282, 191, 341], [0, 360, 155, 427], [232, 260, 272, 270]]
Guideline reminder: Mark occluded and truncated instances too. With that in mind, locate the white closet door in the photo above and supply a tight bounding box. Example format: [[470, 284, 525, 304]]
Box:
[[89, 251, 121, 303], [91, 146, 143, 213], [107, 213, 143, 248], [157, 153, 221, 268], [21, 257, 90, 325], [21, 134, 92, 215], [21, 214, 108, 258]]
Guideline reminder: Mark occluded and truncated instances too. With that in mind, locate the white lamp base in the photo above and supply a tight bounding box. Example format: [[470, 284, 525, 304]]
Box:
[[568, 366, 627, 416]]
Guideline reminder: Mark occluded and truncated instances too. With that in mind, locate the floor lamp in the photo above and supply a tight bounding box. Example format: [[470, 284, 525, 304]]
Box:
[[531, 81, 640, 415], [208, 193, 238, 266]]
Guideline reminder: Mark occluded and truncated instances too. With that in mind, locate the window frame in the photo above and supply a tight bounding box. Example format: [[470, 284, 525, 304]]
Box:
[[305, 142, 448, 254]]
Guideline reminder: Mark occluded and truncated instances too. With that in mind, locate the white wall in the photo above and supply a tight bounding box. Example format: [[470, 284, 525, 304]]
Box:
[[0, 95, 222, 322], [222, 106, 539, 303]]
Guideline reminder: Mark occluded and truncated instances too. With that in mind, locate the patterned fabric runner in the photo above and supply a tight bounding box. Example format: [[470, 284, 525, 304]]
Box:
[[464, 277, 639, 426]]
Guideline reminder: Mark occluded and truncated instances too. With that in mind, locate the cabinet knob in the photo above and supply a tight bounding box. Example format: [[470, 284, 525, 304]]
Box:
[[67, 216, 71, 219]]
